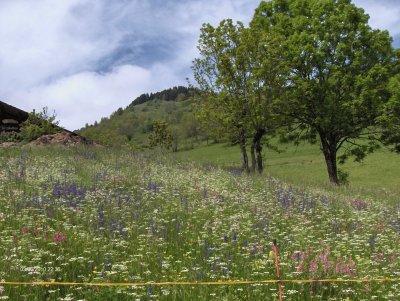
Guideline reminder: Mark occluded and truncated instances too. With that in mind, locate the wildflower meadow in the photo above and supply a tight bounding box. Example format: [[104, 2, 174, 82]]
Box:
[[0, 146, 399, 300]]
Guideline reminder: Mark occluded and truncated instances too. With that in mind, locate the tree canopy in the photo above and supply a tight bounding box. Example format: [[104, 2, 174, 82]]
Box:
[[379, 74, 400, 152], [193, 20, 254, 172], [193, 20, 286, 173], [149, 120, 173, 151], [252, 0, 396, 184], [194, 0, 398, 184]]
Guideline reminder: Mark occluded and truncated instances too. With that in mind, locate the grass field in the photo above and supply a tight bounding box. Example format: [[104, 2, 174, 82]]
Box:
[[175, 141, 400, 196], [0, 145, 399, 300]]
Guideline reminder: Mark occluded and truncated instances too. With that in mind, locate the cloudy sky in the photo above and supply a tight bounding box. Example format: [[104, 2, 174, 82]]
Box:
[[1, 0, 399, 130]]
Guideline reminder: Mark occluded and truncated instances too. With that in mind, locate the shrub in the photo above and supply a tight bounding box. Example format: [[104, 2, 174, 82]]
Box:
[[20, 107, 61, 142], [0, 131, 22, 143]]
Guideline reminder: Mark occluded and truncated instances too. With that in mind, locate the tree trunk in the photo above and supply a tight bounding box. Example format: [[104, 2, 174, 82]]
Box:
[[252, 129, 265, 174], [256, 138, 263, 174], [250, 142, 256, 173], [239, 129, 250, 173], [320, 136, 339, 185]]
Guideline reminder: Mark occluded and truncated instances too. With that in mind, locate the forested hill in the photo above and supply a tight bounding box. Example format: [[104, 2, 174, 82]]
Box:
[[78, 86, 207, 148], [127, 86, 199, 108]]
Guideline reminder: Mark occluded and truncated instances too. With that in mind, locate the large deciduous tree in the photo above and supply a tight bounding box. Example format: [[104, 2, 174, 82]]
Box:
[[193, 20, 253, 172], [379, 74, 400, 152], [193, 20, 285, 173], [241, 27, 287, 173], [252, 0, 395, 184], [378, 49, 400, 152]]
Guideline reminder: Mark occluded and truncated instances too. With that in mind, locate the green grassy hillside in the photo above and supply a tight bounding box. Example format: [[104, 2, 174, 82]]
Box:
[[79, 87, 203, 149], [175, 141, 400, 195], [78, 86, 400, 192]]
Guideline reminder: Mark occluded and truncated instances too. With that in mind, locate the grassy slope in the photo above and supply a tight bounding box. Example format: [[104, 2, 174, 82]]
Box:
[[80, 98, 199, 149], [175, 141, 400, 194], [78, 90, 399, 194]]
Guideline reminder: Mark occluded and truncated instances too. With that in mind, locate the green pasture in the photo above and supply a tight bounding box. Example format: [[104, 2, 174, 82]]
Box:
[[175, 141, 400, 195]]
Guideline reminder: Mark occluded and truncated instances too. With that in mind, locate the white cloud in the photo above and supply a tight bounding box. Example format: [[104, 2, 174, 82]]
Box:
[[0, 0, 115, 94], [353, 0, 400, 36], [11, 64, 183, 130], [1, 0, 398, 131], [1, 0, 260, 130]]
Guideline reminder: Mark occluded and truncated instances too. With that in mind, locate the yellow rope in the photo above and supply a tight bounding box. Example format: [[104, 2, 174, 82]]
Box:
[[0, 278, 399, 287]]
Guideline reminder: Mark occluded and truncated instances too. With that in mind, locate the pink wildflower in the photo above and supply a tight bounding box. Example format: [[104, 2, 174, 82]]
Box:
[[309, 260, 318, 273], [53, 232, 66, 243], [349, 257, 355, 270]]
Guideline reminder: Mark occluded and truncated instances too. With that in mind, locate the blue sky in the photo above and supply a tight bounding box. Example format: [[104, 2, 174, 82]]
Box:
[[1, 0, 399, 130]]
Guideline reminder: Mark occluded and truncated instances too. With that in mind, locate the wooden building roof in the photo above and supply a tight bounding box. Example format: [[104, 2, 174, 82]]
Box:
[[0, 101, 84, 139], [0, 101, 29, 124]]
